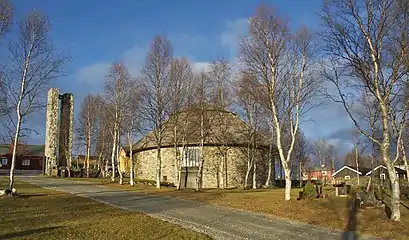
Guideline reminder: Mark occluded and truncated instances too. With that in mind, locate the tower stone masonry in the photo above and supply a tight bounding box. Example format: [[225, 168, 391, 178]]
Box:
[[44, 88, 59, 175], [59, 93, 74, 168], [44, 88, 74, 176]]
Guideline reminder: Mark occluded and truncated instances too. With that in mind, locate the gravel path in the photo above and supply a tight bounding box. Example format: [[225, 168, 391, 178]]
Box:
[[21, 177, 376, 240]]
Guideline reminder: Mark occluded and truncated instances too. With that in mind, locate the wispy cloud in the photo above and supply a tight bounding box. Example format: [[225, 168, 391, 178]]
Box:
[[76, 62, 112, 85], [220, 18, 249, 57]]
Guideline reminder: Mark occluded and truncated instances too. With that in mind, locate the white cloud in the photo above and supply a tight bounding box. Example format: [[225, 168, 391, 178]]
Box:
[[220, 18, 249, 57], [76, 45, 148, 86], [121, 45, 147, 76], [192, 62, 212, 73], [76, 62, 111, 85]]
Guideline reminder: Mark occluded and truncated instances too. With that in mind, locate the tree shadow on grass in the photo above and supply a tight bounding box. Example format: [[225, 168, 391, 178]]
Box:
[[0, 226, 62, 239], [341, 198, 359, 240], [18, 193, 48, 199]]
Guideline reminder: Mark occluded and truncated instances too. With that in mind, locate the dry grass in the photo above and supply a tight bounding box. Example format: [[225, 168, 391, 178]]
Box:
[[0, 178, 211, 240], [73, 177, 409, 239]]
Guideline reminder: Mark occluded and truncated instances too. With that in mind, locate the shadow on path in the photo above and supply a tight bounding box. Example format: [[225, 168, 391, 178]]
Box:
[[341, 198, 358, 240]]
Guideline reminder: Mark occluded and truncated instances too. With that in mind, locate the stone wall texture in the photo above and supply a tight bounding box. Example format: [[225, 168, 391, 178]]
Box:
[[44, 88, 60, 175], [134, 146, 265, 188], [58, 93, 74, 167]]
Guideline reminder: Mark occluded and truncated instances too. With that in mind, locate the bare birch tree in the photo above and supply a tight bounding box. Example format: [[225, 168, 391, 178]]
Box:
[[167, 57, 192, 189], [122, 79, 141, 186], [194, 71, 210, 191], [3, 11, 66, 190], [104, 63, 130, 184], [0, 0, 12, 39], [240, 5, 318, 200], [236, 72, 264, 189], [313, 138, 330, 169], [96, 100, 115, 177], [0, 0, 12, 116], [208, 58, 232, 189], [321, 0, 409, 221], [291, 130, 311, 187], [140, 35, 172, 189], [77, 94, 101, 178]]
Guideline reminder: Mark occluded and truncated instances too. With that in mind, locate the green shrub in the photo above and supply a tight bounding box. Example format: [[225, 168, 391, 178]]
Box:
[[304, 181, 317, 199]]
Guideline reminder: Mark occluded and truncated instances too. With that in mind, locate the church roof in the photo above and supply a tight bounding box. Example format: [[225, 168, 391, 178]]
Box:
[[132, 106, 270, 153]]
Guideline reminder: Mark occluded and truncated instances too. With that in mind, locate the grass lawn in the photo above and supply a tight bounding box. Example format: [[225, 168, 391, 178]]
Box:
[[0, 178, 211, 240], [71, 177, 409, 240]]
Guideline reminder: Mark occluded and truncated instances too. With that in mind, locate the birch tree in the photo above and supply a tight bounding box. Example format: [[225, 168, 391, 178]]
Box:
[[97, 101, 116, 177], [140, 35, 172, 189], [236, 72, 263, 189], [321, 0, 409, 221], [194, 71, 210, 191], [122, 79, 141, 186], [4, 11, 66, 190], [167, 57, 192, 189], [0, 0, 12, 39], [292, 130, 311, 187], [240, 5, 318, 200], [77, 94, 101, 178], [0, 0, 12, 124], [104, 63, 130, 183], [208, 58, 231, 188], [313, 138, 330, 169]]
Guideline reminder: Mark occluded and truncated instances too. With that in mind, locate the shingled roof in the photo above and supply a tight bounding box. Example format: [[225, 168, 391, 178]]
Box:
[[132, 106, 269, 153]]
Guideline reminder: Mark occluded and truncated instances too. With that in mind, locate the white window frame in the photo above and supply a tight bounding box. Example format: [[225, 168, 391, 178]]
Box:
[[180, 147, 201, 167], [22, 159, 30, 166], [380, 173, 386, 180], [344, 175, 350, 180], [1, 158, 7, 165]]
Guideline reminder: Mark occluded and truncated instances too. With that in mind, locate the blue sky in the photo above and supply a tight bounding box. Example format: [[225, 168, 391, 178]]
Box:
[[10, 0, 355, 156]]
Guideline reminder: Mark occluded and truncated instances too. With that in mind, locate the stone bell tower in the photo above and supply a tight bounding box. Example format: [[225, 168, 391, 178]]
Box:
[[44, 88, 74, 176]]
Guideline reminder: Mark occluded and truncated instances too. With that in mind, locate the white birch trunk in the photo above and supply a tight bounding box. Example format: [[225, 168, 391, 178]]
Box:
[[399, 139, 409, 184], [174, 125, 180, 189], [110, 129, 117, 182], [252, 156, 257, 189], [156, 143, 162, 189], [380, 107, 401, 221], [284, 164, 291, 200], [355, 147, 359, 186], [177, 140, 185, 190], [196, 107, 205, 191], [9, 45, 31, 190], [244, 140, 251, 189], [265, 133, 274, 187], [404, 156, 409, 184], [8, 117, 21, 190], [116, 134, 123, 185], [129, 144, 134, 186], [86, 129, 91, 178]]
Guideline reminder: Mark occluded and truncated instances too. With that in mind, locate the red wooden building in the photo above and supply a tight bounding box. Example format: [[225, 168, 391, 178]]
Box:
[[302, 167, 335, 183], [0, 142, 45, 175]]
